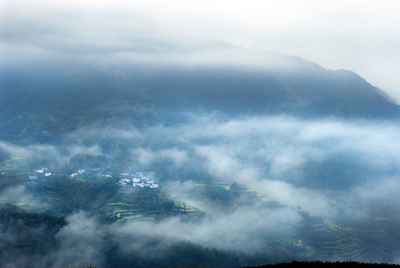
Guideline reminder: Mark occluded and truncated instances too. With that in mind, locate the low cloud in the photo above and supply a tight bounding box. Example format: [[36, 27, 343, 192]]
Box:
[[131, 147, 188, 168], [2, 114, 400, 265], [116, 206, 301, 252], [356, 176, 400, 209], [16, 114, 398, 218], [0, 141, 102, 168], [3, 115, 400, 217], [0, 185, 37, 206], [43, 203, 301, 267], [45, 212, 107, 268]]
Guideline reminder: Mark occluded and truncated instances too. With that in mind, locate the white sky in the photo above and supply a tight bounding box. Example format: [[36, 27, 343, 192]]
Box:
[[1, 0, 400, 101]]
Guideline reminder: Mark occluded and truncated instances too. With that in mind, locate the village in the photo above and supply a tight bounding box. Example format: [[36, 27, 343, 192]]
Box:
[[117, 172, 159, 188], [29, 167, 59, 180], [29, 168, 159, 189]]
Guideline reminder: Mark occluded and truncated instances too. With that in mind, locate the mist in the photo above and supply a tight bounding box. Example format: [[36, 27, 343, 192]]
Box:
[[1, 0, 399, 102], [3, 114, 400, 217], [1, 113, 400, 265], [2, 0, 400, 265]]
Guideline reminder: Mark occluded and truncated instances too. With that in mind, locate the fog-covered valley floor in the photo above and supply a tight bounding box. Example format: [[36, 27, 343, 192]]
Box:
[[1, 114, 400, 267]]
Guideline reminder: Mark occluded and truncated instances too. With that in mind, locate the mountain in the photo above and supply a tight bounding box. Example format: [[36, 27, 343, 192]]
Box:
[[2, 52, 400, 266], [1, 53, 399, 144]]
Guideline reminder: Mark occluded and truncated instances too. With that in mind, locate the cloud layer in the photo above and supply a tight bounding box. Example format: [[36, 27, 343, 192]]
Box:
[[2, 114, 400, 265], [3, 114, 400, 218], [1, 0, 399, 101]]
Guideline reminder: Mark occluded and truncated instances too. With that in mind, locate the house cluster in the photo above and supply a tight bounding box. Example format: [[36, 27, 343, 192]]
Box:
[[35, 167, 48, 173], [30, 167, 51, 179], [29, 168, 159, 189], [116, 178, 129, 187], [116, 172, 159, 189], [70, 169, 85, 177], [132, 172, 159, 188], [34, 167, 52, 177]]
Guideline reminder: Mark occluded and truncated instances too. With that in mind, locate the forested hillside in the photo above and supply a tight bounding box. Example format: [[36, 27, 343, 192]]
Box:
[[1, 54, 400, 267], [2, 59, 400, 145]]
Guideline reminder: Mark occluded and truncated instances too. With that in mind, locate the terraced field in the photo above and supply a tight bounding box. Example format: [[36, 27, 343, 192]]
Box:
[[2, 169, 398, 262], [106, 187, 202, 221], [194, 181, 231, 190], [189, 181, 384, 262], [107, 203, 151, 221], [300, 221, 368, 261]]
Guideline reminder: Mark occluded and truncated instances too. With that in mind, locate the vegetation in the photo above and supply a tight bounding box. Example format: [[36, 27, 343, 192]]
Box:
[[2, 63, 400, 266], [1, 162, 400, 267], [2, 64, 400, 145], [248, 261, 400, 268], [0, 207, 66, 267]]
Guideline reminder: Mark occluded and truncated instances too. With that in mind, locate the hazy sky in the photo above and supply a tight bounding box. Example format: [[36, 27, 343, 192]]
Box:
[[1, 0, 399, 101]]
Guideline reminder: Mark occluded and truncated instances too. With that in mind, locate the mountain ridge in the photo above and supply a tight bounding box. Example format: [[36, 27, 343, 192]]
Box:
[[1, 53, 400, 144]]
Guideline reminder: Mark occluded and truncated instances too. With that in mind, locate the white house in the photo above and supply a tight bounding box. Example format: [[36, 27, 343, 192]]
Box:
[[116, 180, 127, 187]]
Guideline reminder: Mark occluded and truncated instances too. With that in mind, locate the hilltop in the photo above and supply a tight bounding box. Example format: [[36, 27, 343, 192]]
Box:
[[2, 53, 400, 145]]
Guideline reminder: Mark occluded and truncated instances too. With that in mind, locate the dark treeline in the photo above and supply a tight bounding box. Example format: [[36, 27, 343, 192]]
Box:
[[0, 207, 289, 268], [0, 207, 66, 267], [246, 260, 400, 268]]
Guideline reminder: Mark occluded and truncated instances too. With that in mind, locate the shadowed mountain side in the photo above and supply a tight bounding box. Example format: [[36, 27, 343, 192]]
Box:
[[1, 56, 400, 144], [144, 66, 400, 118]]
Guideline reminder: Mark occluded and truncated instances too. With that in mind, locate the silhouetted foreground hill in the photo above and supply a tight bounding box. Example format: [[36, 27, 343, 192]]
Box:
[[245, 261, 400, 268], [75, 261, 400, 268]]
